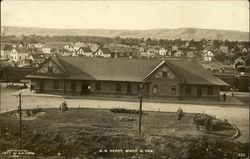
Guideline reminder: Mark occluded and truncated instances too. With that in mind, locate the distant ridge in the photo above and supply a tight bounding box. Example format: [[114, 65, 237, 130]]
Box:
[[2, 26, 249, 41]]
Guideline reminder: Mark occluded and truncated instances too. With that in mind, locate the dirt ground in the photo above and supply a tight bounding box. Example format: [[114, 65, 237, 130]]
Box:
[[0, 108, 248, 159]]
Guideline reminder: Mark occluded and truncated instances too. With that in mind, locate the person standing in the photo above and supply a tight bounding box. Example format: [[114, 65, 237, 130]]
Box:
[[223, 93, 227, 102]]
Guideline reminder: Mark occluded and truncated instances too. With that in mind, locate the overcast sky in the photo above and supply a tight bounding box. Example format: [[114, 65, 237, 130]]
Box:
[[1, 0, 249, 32]]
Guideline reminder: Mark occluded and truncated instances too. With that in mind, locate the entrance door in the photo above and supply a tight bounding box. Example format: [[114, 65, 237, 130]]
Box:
[[39, 80, 44, 93], [81, 83, 90, 95], [127, 83, 132, 95], [197, 86, 202, 98]]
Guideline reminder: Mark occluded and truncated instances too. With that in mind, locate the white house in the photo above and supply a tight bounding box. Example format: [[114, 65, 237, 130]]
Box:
[[203, 49, 214, 61], [42, 48, 51, 54], [10, 48, 29, 62], [73, 47, 93, 57], [172, 45, 179, 51], [34, 43, 43, 48], [173, 50, 184, 57], [1, 44, 12, 60], [94, 47, 112, 58], [159, 47, 167, 56]]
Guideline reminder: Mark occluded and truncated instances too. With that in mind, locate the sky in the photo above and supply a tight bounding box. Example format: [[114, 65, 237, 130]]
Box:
[[1, 0, 249, 32]]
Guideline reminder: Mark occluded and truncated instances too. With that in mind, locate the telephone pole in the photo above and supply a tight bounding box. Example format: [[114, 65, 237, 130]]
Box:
[[138, 83, 143, 134], [18, 92, 22, 150]]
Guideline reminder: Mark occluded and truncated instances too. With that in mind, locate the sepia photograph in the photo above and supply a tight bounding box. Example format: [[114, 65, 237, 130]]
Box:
[[0, 0, 249, 159]]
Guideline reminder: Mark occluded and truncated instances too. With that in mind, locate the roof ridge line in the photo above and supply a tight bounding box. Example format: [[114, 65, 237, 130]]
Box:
[[143, 60, 165, 80]]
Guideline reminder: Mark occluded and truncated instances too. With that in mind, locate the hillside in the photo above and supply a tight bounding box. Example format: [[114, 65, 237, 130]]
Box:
[[2, 26, 249, 41]]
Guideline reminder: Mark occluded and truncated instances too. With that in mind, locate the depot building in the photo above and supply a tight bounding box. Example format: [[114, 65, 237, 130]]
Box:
[[26, 56, 228, 101]]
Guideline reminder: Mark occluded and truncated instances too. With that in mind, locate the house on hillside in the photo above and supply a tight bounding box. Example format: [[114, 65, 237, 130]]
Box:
[[107, 45, 138, 58], [73, 47, 93, 57], [147, 48, 157, 56], [42, 45, 52, 54], [26, 56, 228, 101], [234, 57, 246, 69], [159, 47, 167, 56], [73, 42, 87, 51], [94, 47, 112, 58], [34, 43, 43, 48], [1, 44, 12, 60], [27, 53, 49, 66], [10, 47, 29, 62], [172, 45, 179, 51], [203, 49, 214, 62], [173, 50, 184, 57]]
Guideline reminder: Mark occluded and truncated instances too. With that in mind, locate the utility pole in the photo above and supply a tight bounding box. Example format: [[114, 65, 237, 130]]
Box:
[[18, 92, 22, 150], [138, 83, 143, 134]]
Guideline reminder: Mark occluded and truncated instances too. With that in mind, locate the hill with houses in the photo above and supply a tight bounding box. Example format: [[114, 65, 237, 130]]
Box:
[[2, 26, 249, 41]]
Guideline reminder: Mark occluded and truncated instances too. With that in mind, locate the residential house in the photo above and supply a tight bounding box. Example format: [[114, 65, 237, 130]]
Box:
[[27, 53, 49, 66], [34, 43, 43, 48], [1, 44, 12, 60], [242, 48, 248, 53], [41, 44, 52, 54], [73, 47, 93, 57], [203, 49, 214, 62], [147, 48, 157, 56], [234, 57, 246, 69], [26, 56, 228, 101], [173, 50, 184, 57], [106, 45, 138, 58], [73, 42, 87, 51], [172, 45, 179, 51], [94, 47, 112, 58], [158, 47, 167, 56], [10, 47, 29, 62]]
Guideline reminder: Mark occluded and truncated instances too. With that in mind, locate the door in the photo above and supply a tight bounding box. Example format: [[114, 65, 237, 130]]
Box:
[[81, 83, 90, 95], [127, 83, 132, 95], [197, 86, 202, 98], [39, 80, 44, 93]]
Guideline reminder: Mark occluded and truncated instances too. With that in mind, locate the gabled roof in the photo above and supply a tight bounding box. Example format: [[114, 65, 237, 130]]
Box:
[[2, 44, 13, 51], [56, 56, 162, 82], [76, 47, 92, 53], [167, 60, 228, 86], [101, 48, 111, 54], [27, 56, 228, 86], [15, 48, 29, 53]]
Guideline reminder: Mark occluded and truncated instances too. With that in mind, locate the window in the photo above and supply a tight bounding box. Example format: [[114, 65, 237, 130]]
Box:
[[168, 72, 175, 79], [48, 67, 53, 73], [186, 86, 192, 96], [71, 80, 76, 91], [162, 72, 168, 77], [116, 82, 121, 92], [54, 80, 59, 89], [207, 86, 213, 95], [137, 84, 139, 92], [95, 82, 101, 91], [153, 84, 158, 95], [171, 85, 176, 95], [19, 56, 21, 60]]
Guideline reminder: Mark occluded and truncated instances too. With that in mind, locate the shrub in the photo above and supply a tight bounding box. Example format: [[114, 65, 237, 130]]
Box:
[[110, 108, 143, 114], [31, 108, 42, 115]]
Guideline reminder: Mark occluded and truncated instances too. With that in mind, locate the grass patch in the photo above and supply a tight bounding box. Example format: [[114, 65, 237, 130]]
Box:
[[0, 108, 247, 159]]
